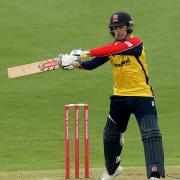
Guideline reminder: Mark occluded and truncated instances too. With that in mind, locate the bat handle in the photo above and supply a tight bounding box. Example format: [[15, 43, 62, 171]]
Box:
[[82, 53, 89, 60]]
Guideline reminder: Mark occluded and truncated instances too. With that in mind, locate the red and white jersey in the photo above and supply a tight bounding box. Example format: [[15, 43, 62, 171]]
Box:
[[83, 35, 153, 97]]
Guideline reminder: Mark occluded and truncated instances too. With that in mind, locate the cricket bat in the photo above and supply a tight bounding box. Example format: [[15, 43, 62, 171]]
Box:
[[8, 58, 60, 79]]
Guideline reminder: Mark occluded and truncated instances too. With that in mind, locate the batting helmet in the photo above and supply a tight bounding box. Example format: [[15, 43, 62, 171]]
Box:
[[109, 12, 134, 37]]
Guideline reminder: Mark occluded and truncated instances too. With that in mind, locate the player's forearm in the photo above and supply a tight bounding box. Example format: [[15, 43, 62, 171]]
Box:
[[81, 56, 109, 70]]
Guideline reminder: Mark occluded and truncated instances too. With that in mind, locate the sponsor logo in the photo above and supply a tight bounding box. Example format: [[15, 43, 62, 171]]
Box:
[[112, 14, 119, 22], [42, 61, 58, 69], [124, 41, 133, 47], [152, 101, 155, 106], [115, 156, 120, 164], [114, 58, 130, 67], [152, 165, 158, 172], [38, 59, 58, 71]]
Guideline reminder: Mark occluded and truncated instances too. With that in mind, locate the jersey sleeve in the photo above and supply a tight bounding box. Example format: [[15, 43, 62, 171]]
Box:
[[80, 56, 109, 70], [89, 37, 143, 57]]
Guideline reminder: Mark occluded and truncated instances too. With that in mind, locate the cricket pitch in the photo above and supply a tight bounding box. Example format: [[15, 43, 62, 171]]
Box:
[[0, 166, 179, 180]]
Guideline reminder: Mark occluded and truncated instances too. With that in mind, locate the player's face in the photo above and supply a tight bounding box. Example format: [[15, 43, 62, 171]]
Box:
[[113, 25, 128, 41]]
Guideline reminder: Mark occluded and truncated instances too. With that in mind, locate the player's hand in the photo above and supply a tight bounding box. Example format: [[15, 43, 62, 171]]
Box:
[[70, 49, 90, 60], [58, 54, 74, 70], [58, 54, 81, 70]]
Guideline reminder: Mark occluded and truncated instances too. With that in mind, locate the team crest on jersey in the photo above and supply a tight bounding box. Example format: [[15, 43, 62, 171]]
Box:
[[112, 14, 119, 22]]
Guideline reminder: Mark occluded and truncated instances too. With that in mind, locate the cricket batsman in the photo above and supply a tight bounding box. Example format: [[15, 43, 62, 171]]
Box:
[[59, 11, 165, 180]]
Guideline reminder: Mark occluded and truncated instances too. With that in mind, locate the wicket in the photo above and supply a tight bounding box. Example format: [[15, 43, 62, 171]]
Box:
[[64, 103, 89, 179]]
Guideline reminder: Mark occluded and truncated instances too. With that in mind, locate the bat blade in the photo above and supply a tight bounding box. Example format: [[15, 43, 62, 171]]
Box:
[[8, 58, 60, 79]]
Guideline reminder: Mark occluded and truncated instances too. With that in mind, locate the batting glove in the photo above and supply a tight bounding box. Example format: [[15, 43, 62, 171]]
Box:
[[70, 48, 90, 60], [58, 54, 82, 70]]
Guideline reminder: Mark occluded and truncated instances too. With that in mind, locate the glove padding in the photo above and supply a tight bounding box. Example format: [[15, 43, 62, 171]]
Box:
[[58, 54, 81, 70], [70, 49, 90, 60]]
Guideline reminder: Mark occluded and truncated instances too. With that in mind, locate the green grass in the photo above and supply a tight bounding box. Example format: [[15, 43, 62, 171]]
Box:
[[0, 167, 180, 180], [0, 0, 180, 172]]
